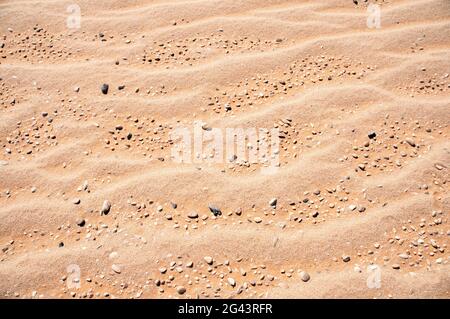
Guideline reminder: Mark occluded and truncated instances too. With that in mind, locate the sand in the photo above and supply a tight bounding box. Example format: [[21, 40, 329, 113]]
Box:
[[0, 0, 449, 299]]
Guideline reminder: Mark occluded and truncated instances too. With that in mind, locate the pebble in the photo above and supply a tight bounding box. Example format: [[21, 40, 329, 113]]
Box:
[[254, 217, 262, 223], [101, 83, 109, 95], [159, 267, 167, 274], [299, 271, 310, 282], [227, 277, 236, 287], [176, 286, 186, 295], [342, 255, 351, 262], [101, 200, 111, 215], [208, 204, 222, 216], [188, 212, 199, 219], [204, 256, 214, 265], [269, 198, 277, 207], [111, 264, 121, 274], [405, 138, 416, 147], [72, 198, 81, 205], [76, 218, 85, 227], [392, 264, 400, 270], [368, 131, 377, 139]]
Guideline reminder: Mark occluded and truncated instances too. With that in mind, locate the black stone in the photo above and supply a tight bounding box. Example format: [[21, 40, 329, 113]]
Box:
[[208, 205, 222, 217], [101, 83, 109, 95]]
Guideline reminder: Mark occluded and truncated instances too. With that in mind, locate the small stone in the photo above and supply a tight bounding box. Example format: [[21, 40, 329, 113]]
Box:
[[208, 204, 222, 216], [176, 286, 186, 295], [348, 205, 357, 211], [72, 198, 81, 205], [159, 267, 167, 274], [269, 198, 277, 207], [227, 277, 236, 287], [368, 131, 376, 139], [111, 264, 121, 274], [299, 271, 310, 282], [188, 212, 199, 219], [31, 187, 37, 193], [342, 255, 351, 262], [101, 200, 111, 215], [76, 218, 85, 227], [399, 253, 410, 259], [392, 264, 400, 270], [254, 217, 262, 223], [204, 256, 213, 265], [101, 83, 109, 95], [405, 138, 416, 147]]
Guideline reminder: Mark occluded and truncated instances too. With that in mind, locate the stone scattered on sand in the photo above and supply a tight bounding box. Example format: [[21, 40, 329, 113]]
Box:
[[188, 211, 199, 219], [204, 256, 213, 265], [227, 277, 236, 287], [159, 267, 167, 274], [176, 286, 186, 295], [368, 131, 376, 139], [342, 255, 351, 262], [101, 200, 111, 215], [405, 138, 416, 147], [300, 271, 310, 282], [76, 218, 85, 227], [101, 83, 109, 95], [111, 264, 121, 274], [208, 204, 222, 216], [254, 217, 262, 223], [269, 198, 277, 208]]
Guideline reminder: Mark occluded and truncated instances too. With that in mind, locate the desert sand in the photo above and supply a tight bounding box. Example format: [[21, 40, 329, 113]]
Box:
[[0, 0, 449, 299]]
